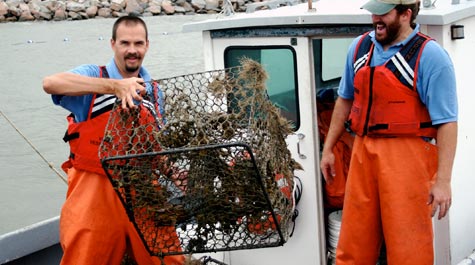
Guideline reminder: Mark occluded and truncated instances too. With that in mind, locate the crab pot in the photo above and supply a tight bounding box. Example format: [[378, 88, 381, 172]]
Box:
[[99, 60, 298, 257]]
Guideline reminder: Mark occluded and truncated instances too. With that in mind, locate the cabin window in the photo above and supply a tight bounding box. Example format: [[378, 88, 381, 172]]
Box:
[[224, 46, 299, 130], [321, 38, 353, 82], [313, 38, 354, 97]]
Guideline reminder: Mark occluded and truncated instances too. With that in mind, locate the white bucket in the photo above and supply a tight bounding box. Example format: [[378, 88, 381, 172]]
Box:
[[327, 210, 343, 264]]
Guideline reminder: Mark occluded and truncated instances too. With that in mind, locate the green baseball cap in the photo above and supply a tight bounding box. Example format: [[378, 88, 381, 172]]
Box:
[[361, 0, 417, 15]]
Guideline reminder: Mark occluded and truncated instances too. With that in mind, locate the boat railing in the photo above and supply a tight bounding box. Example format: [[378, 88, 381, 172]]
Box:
[[0, 216, 60, 264]]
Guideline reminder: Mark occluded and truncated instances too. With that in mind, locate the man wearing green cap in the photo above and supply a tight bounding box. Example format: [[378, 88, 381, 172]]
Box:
[[320, 0, 457, 264]]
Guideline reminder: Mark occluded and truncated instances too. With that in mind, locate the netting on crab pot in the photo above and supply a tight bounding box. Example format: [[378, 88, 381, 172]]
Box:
[[99, 59, 300, 258]]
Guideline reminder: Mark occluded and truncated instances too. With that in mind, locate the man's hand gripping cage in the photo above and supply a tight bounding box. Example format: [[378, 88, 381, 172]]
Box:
[[99, 59, 302, 258]]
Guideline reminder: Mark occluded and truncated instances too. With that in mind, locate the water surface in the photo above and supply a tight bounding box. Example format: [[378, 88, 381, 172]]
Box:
[[0, 14, 211, 234]]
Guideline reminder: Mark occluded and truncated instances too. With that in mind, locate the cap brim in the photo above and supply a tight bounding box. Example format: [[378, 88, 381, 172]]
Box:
[[361, 0, 396, 15]]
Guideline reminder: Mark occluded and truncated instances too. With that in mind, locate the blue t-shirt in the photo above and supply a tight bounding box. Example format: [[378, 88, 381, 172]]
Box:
[[52, 58, 157, 122], [338, 24, 458, 125]]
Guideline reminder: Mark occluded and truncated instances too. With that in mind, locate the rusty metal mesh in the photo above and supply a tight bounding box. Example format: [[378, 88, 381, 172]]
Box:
[[99, 59, 299, 258]]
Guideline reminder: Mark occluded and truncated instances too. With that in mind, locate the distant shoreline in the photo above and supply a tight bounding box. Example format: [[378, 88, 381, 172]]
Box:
[[0, 0, 255, 23]]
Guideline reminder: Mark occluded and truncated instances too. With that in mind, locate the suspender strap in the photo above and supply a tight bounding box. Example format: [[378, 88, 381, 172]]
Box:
[[90, 66, 115, 119], [353, 32, 431, 91], [386, 33, 431, 90], [353, 32, 373, 74]]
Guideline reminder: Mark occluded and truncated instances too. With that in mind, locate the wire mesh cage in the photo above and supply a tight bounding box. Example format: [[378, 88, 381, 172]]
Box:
[[99, 59, 300, 258], [184, 255, 229, 265]]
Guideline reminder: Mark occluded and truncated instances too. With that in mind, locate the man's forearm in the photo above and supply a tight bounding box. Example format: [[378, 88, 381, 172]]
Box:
[[436, 121, 458, 183], [42, 72, 118, 96]]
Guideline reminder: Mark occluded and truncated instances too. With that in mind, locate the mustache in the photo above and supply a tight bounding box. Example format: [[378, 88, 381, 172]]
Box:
[[125, 53, 140, 60]]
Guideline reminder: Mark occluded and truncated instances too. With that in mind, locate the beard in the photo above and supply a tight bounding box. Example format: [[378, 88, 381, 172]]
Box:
[[125, 64, 139, 73], [374, 18, 401, 46], [124, 53, 141, 73]]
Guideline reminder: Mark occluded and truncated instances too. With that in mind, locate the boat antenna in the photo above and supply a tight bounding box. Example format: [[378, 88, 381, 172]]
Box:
[[308, 0, 316, 12]]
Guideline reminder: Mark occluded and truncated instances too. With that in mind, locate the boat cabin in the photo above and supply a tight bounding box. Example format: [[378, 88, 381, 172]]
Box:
[[182, 0, 475, 264]]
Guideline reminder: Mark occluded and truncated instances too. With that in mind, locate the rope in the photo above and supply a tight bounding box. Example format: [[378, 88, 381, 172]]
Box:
[[0, 110, 68, 184]]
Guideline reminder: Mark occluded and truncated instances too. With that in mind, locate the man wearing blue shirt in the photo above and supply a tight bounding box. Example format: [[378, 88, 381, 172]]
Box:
[[43, 15, 184, 265], [320, 0, 457, 264]]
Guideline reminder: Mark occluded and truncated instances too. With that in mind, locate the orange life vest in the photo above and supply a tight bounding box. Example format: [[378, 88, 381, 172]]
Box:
[[62, 66, 161, 175], [347, 32, 437, 138]]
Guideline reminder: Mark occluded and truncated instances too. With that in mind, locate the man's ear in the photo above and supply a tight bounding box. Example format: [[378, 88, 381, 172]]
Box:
[[403, 8, 412, 21]]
